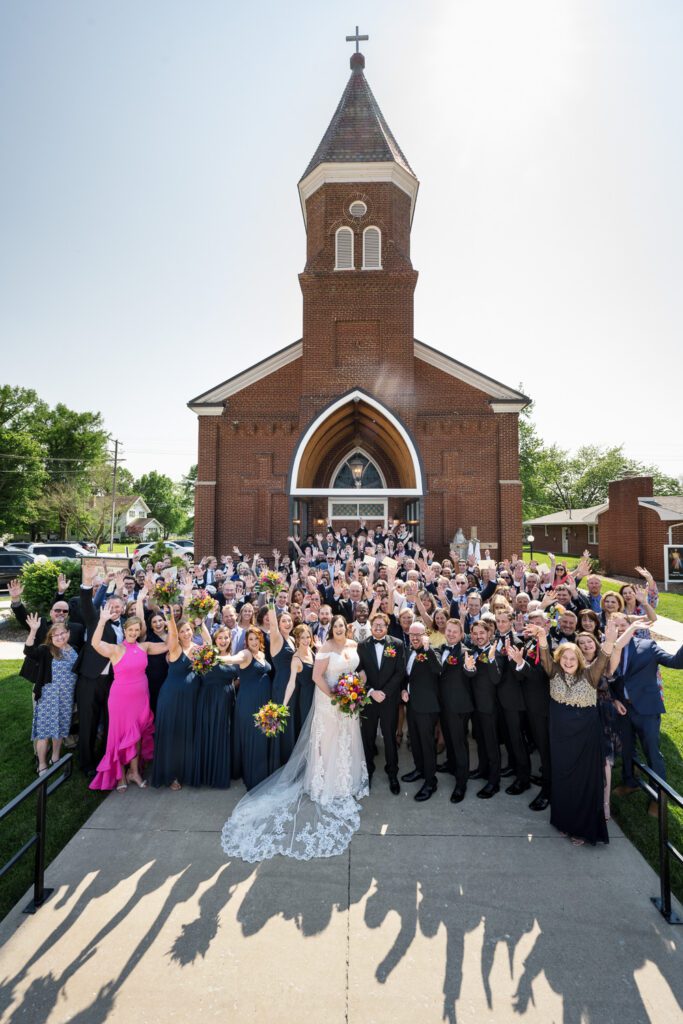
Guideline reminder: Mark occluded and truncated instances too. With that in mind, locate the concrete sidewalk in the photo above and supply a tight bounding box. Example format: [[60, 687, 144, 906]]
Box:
[[0, 752, 681, 1024]]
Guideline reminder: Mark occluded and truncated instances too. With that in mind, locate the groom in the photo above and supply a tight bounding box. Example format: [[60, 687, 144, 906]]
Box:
[[357, 613, 405, 794]]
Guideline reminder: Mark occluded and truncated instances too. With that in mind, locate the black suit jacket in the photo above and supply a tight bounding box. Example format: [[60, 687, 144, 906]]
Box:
[[494, 631, 526, 712], [464, 646, 501, 715], [405, 647, 441, 714], [518, 641, 550, 715], [74, 586, 118, 680], [357, 636, 405, 701], [437, 642, 474, 714]]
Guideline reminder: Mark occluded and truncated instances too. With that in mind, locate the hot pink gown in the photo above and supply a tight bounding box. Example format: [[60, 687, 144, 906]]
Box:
[[90, 642, 155, 790]]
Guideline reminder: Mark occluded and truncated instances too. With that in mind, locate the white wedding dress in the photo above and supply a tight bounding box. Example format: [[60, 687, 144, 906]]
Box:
[[221, 648, 369, 862]]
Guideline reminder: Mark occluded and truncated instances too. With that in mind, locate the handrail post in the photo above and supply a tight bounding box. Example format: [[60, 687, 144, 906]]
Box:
[[658, 788, 670, 922], [25, 777, 54, 914]]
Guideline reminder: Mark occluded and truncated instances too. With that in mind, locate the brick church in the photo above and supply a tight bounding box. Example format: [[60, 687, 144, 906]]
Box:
[[189, 45, 528, 560]]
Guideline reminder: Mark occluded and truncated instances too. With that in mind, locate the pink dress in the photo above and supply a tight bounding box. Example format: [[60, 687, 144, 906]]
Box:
[[90, 642, 155, 790]]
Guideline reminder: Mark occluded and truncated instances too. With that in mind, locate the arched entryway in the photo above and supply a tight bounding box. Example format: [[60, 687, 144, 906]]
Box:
[[289, 391, 423, 538]]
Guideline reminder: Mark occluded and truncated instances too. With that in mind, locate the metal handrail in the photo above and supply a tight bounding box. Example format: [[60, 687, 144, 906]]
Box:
[[633, 758, 683, 924], [0, 753, 73, 913]]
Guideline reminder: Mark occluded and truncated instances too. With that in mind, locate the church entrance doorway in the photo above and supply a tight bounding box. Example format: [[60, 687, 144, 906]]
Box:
[[327, 497, 388, 530]]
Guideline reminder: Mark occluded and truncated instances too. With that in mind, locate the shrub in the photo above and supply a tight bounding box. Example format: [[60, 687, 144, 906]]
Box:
[[20, 558, 81, 616]]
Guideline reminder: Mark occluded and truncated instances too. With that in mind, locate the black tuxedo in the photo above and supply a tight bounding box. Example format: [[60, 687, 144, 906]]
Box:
[[437, 642, 474, 790], [75, 585, 120, 773], [336, 598, 362, 623], [518, 641, 551, 795], [405, 646, 441, 785], [464, 646, 502, 786], [357, 636, 405, 778], [494, 631, 531, 785]]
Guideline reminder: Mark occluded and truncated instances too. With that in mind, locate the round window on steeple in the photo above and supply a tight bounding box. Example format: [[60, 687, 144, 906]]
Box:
[[349, 201, 367, 218]]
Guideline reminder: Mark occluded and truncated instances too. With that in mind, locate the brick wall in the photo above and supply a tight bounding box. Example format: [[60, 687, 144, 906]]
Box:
[[598, 477, 654, 575]]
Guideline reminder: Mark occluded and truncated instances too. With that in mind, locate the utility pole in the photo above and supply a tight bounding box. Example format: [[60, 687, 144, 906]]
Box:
[[108, 439, 120, 553]]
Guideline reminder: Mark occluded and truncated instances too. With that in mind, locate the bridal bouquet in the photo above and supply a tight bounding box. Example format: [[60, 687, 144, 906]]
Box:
[[331, 672, 371, 717], [185, 590, 215, 620], [152, 579, 180, 607], [190, 644, 218, 675], [253, 701, 290, 737], [255, 570, 286, 599]]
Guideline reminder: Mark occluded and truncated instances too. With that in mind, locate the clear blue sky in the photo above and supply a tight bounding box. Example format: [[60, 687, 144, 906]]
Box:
[[1, 1, 681, 481]]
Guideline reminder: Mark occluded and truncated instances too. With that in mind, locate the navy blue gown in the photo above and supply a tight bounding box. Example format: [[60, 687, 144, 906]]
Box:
[[191, 662, 237, 788], [270, 641, 296, 768], [233, 656, 272, 791], [152, 652, 199, 787], [295, 659, 315, 738]]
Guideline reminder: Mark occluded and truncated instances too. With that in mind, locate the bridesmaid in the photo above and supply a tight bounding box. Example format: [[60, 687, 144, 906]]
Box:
[[89, 609, 166, 791], [152, 612, 205, 791], [267, 606, 296, 767], [286, 624, 315, 738], [222, 627, 272, 791], [145, 611, 170, 716], [191, 625, 237, 788]]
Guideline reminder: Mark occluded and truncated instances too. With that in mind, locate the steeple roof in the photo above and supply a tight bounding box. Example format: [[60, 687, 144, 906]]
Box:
[[300, 52, 415, 182]]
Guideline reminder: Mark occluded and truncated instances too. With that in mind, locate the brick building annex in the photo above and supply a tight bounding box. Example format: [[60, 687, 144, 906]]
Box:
[[189, 47, 528, 559]]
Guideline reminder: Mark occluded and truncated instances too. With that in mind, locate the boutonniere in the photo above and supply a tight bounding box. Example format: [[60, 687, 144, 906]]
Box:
[[476, 651, 490, 665], [383, 644, 397, 658], [415, 652, 428, 662], [446, 655, 458, 665]]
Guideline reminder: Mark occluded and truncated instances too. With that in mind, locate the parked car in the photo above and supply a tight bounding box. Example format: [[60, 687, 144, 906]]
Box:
[[0, 550, 36, 589], [4, 541, 32, 551], [27, 542, 91, 561], [133, 541, 194, 560], [75, 540, 98, 554], [174, 539, 194, 548]]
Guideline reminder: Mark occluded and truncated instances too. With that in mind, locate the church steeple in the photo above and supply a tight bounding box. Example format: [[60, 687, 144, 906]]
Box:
[[297, 42, 419, 225], [300, 50, 415, 182]]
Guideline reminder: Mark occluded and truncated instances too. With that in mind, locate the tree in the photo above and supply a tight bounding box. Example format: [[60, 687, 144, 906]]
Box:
[[0, 429, 47, 535], [40, 404, 109, 487], [520, 397, 682, 517], [135, 471, 186, 538]]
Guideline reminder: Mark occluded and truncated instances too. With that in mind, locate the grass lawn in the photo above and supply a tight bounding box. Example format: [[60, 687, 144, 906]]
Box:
[[0, 661, 106, 921]]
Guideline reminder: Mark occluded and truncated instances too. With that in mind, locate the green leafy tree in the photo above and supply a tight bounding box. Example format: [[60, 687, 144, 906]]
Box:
[[135, 471, 186, 538], [20, 558, 82, 617], [40, 404, 109, 487], [0, 429, 47, 535]]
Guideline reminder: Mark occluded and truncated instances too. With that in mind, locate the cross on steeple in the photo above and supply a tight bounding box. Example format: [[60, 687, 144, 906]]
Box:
[[345, 25, 368, 53]]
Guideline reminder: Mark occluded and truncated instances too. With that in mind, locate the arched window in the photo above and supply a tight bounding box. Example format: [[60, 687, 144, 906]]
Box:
[[331, 451, 385, 489], [362, 226, 381, 269], [335, 226, 354, 270]]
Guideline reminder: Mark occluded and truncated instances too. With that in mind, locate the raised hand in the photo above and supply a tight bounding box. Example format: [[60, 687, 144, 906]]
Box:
[[99, 604, 116, 621], [8, 578, 23, 602], [604, 618, 618, 646], [82, 561, 98, 588], [26, 611, 41, 633], [464, 652, 476, 672], [505, 640, 524, 666], [634, 586, 650, 606], [57, 572, 69, 594]]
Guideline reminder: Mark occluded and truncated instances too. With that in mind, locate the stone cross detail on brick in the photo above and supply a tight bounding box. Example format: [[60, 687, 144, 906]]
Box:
[[345, 26, 369, 53], [241, 454, 284, 545]]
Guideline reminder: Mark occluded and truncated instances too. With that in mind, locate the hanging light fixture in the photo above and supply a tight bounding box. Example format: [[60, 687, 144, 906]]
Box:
[[348, 454, 365, 488]]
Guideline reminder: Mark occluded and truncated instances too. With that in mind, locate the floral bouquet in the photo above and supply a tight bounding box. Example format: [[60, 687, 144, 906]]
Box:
[[331, 672, 371, 717], [254, 570, 285, 599], [152, 579, 180, 607], [253, 701, 290, 737], [186, 590, 215, 620], [190, 643, 218, 675]]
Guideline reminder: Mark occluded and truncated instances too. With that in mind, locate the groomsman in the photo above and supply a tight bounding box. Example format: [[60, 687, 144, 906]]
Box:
[[400, 622, 442, 802], [436, 618, 474, 804], [464, 621, 502, 799], [357, 613, 405, 794]]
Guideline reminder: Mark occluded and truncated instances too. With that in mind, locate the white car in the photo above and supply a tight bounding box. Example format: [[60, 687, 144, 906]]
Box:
[[133, 541, 194, 560], [28, 542, 92, 561]]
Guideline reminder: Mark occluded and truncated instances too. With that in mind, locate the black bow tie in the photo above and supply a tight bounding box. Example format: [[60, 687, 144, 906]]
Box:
[[374, 639, 385, 645], [111, 620, 120, 627]]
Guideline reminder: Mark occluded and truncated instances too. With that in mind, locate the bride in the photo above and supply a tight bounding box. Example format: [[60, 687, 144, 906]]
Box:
[[221, 614, 369, 862]]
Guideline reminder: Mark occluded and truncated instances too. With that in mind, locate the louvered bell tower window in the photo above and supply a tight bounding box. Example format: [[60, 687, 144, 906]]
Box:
[[362, 227, 382, 270], [335, 226, 354, 270], [349, 201, 367, 218]]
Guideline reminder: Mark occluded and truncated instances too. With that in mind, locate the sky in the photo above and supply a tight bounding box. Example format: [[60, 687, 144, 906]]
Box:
[[1, 1, 682, 482]]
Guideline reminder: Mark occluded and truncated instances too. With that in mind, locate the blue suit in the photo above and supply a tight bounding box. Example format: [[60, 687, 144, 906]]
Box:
[[612, 638, 683, 786]]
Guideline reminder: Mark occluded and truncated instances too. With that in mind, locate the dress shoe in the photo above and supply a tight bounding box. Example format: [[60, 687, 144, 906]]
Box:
[[647, 800, 659, 819], [476, 782, 499, 799], [529, 794, 550, 812], [500, 766, 515, 778], [450, 787, 466, 804], [469, 768, 486, 779], [415, 781, 436, 802], [388, 775, 400, 795], [436, 762, 453, 774], [613, 785, 640, 797], [505, 780, 531, 796], [401, 769, 423, 783]]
